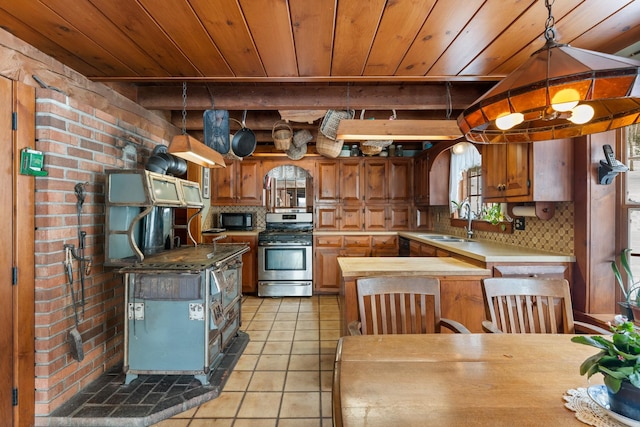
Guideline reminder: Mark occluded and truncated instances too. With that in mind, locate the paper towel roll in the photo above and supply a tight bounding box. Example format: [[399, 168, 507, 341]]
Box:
[[511, 206, 537, 217]]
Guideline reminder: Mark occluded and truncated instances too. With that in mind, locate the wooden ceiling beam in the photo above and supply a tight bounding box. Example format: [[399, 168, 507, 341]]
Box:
[[137, 83, 494, 111]]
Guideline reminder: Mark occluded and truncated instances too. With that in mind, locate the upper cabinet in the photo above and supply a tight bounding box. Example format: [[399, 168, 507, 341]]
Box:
[[314, 157, 413, 231], [414, 148, 451, 206], [481, 139, 573, 202], [211, 159, 263, 206]]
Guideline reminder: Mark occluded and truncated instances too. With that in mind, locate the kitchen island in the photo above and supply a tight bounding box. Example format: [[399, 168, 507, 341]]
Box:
[[338, 257, 491, 335]]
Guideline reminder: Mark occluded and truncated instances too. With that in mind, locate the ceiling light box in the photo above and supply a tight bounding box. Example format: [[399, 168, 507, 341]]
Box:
[[336, 120, 462, 141]]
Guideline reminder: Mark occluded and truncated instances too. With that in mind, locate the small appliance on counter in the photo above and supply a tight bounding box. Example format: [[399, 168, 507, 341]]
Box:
[[219, 212, 254, 231]]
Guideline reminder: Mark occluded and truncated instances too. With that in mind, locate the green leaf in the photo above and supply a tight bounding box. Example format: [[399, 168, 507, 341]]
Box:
[[604, 375, 622, 393], [621, 248, 635, 285], [612, 260, 628, 300]]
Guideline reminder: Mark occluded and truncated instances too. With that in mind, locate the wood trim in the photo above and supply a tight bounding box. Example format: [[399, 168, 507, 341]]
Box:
[[450, 218, 514, 234], [13, 79, 36, 427]]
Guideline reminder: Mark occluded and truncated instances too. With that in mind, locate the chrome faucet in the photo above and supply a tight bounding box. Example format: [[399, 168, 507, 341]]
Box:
[[461, 201, 474, 239]]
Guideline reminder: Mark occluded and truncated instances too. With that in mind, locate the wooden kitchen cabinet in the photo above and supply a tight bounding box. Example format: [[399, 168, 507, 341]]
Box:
[[314, 157, 413, 231], [341, 159, 363, 203], [388, 158, 413, 203], [410, 240, 450, 257], [414, 149, 450, 206], [371, 234, 398, 256], [203, 234, 257, 294], [314, 235, 343, 293], [481, 138, 573, 202], [314, 233, 396, 293], [211, 159, 263, 206], [364, 158, 413, 203], [364, 160, 388, 203], [315, 159, 341, 203], [315, 204, 365, 231]]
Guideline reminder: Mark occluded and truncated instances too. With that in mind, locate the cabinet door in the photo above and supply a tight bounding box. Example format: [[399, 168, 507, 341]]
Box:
[[315, 160, 340, 203], [388, 204, 411, 230], [364, 159, 388, 203], [211, 162, 236, 205], [371, 235, 398, 256], [482, 143, 529, 201], [315, 205, 340, 230], [237, 160, 262, 205], [364, 205, 387, 231], [340, 159, 362, 203], [482, 144, 507, 200], [314, 248, 341, 293], [503, 143, 529, 198], [341, 205, 365, 231], [231, 236, 257, 294], [344, 235, 370, 256], [414, 153, 428, 205], [388, 159, 413, 203]]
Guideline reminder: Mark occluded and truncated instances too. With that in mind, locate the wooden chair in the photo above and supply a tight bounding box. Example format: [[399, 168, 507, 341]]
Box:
[[347, 276, 470, 335], [481, 277, 611, 334]]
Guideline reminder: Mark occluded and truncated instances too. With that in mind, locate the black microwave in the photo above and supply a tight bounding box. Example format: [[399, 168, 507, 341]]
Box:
[[219, 212, 254, 230]]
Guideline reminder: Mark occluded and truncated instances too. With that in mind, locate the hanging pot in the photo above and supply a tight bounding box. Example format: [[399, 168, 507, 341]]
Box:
[[231, 110, 256, 157]]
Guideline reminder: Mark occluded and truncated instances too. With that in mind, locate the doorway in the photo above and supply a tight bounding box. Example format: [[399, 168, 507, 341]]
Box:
[[0, 76, 36, 427]]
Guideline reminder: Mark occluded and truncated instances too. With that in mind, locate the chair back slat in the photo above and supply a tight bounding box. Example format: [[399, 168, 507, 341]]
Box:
[[356, 276, 441, 335], [482, 277, 575, 334]]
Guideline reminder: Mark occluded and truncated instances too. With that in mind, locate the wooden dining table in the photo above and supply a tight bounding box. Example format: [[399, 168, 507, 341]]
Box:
[[333, 333, 603, 426]]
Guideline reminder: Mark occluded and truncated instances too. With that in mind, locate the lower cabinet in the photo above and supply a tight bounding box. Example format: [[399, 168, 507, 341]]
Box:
[[409, 240, 450, 257], [314, 234, 399, 294], [203, 234, 257, 294]]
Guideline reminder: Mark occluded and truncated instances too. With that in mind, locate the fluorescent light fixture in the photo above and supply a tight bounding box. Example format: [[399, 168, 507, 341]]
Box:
[[336, 119, 462, 141], [168, 134, 226, 168]]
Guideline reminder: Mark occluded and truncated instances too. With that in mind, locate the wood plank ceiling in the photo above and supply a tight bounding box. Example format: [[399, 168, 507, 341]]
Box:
[[1, 0, 640, 148]]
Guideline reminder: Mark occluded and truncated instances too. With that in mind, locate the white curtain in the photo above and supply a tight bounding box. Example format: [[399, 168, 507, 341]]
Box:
[[449, 143, 481, 213]]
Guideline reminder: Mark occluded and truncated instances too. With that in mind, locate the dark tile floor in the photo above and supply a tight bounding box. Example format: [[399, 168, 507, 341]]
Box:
[[47, 331, 249, 427]]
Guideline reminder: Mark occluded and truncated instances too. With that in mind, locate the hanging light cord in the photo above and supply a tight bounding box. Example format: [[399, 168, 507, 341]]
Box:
[[181, 81, 187, 135], [445, 81, 452, 120], [544, 0, 556, 42]]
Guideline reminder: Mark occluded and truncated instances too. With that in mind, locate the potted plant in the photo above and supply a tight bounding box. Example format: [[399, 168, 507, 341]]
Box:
[[611, 248, 640, 321], [571, 321, 640, 421]]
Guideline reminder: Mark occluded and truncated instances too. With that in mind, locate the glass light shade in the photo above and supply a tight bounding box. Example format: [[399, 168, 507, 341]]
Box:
[[568, 104, 595, 124], [551, 88, 580, 112], [458, 40, 640, 143], [452, 142, 468, 154], [495, 112, 524, 130]]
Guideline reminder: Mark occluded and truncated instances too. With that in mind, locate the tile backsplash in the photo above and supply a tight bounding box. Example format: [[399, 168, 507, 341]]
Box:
[[432, 202, 574, 255]]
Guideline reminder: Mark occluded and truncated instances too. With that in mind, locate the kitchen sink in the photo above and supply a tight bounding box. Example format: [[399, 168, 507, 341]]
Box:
[[418, 234, 472, 243]]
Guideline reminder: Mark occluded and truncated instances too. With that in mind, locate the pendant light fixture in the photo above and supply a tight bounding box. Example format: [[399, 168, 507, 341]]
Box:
[[458, 0, 640, 143], [168, 82, 226, 168]]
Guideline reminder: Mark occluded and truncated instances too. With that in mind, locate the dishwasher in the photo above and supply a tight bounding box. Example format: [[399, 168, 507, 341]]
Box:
[[399, 236, 411, 257]]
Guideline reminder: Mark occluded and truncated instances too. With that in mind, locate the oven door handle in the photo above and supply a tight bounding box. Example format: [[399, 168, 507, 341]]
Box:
[[258, 242, 311, 246]]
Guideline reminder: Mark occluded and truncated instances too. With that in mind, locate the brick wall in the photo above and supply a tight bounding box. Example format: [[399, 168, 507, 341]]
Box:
[[33, 88, 173, 416]]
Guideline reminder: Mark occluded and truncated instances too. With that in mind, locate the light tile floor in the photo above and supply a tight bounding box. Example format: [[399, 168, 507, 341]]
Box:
[[152, 295, 340, 427]]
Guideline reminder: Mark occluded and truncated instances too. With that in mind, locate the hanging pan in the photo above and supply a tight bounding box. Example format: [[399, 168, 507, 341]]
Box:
[[231, 110, 256, 157]]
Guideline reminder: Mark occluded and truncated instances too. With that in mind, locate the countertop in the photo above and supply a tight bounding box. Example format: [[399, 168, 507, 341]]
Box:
[[399, 231, 575, 263], [337, 256, 491, 277]]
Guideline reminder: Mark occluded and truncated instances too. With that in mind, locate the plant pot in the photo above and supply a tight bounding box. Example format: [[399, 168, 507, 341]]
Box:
[[632, 304, 640, 326], [618, 301, 635, 321], [607, 380, 640, 421]]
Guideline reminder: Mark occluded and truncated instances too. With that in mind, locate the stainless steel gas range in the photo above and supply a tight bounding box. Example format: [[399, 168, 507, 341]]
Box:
[[257, 212, 313, 297]]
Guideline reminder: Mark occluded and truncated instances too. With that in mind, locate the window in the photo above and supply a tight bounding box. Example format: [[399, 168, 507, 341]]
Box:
[[624, 124, 640, 284]]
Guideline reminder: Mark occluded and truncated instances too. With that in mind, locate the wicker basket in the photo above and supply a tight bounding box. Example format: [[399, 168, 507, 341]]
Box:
[[319, 109, 355, 140], [272, 121, 292, 150], [360, 143, 383, 156], [279, 110, 327, 124], [293, 129, 313, 148], [316, 134, 344, 158]]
